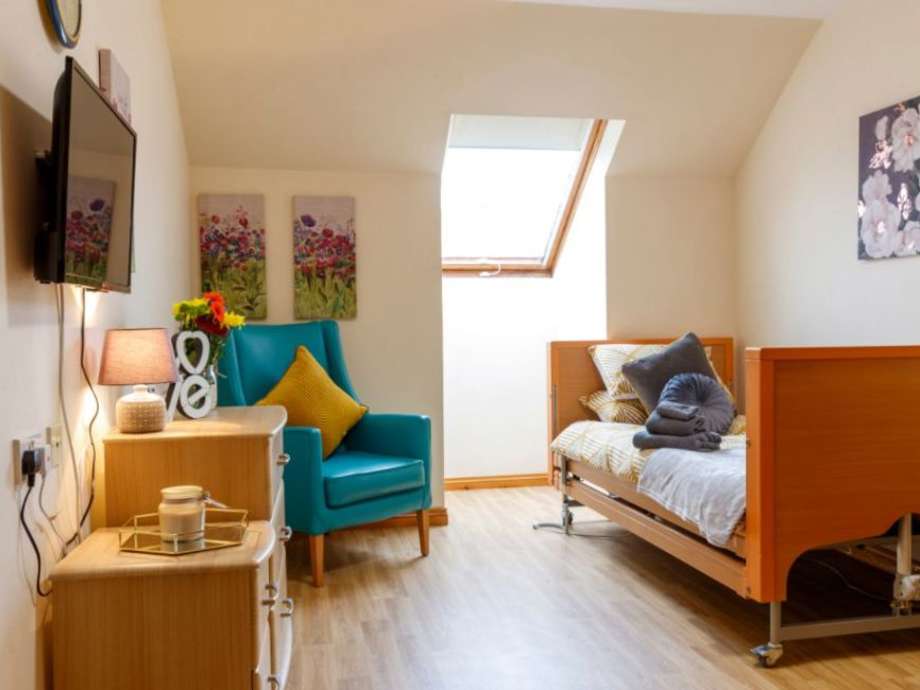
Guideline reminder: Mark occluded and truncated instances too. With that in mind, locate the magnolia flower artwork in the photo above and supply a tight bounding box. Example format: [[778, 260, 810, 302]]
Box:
[[292, 196, 357, 320], [197, 194, 267, 318], [858, 98, 920, 260]]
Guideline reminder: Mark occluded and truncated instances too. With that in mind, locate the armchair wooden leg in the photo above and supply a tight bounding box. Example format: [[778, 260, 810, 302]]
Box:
[[308, 534, 325, 587], [416, 509, 430, 557]]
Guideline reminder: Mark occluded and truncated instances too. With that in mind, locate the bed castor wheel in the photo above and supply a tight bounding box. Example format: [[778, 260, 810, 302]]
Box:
[[751, 642, 783, 668]]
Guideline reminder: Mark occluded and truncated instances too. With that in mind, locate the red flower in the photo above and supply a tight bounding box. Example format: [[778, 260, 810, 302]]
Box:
[[322, 228, 334, 239], [196, 315, 228, 337]]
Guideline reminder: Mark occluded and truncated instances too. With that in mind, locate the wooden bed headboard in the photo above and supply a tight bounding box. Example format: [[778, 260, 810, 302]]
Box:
[[547, 337, 734, 471]]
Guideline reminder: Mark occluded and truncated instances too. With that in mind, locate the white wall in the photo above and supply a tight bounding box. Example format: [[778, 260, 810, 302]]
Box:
[[736, 0, 920, 357], [606, 175, 737, 338], [442, 138, 610, 479], [0, 2, 191, 688], [189, 166, 445, 505]]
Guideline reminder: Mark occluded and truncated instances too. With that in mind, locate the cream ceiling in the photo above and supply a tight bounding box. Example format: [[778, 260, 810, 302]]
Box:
[[162, 0, 818, 176]]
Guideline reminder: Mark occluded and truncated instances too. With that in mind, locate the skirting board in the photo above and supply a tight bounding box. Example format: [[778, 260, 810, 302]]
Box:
[[445, 473, 551, 491]]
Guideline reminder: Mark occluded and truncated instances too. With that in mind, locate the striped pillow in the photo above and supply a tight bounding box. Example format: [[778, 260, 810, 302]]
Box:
[[580, 389, 649, 424], [588, 343, 665, 401]]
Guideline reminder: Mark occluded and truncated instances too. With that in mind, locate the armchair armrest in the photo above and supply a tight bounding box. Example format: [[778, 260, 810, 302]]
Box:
[[346, 413, 431, 463], [282, 426, 326, 529]]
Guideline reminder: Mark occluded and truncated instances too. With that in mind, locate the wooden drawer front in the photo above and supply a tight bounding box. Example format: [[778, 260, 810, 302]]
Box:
[[269, 541, 293, 687], [271, 482, 290, 543], [104, 436, 277, 523], [253, 558, 273, 674], [252, 624, 273, 690], [270, 430, 287, 504]]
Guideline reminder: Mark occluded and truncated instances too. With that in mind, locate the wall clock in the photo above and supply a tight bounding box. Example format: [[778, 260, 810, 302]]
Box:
[[45, 0, 82, 49]]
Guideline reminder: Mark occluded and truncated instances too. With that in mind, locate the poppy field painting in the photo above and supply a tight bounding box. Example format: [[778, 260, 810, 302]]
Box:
[[65, 176, 115, 288], [293, 196, 356, 320], [198, 194, 267, 319]]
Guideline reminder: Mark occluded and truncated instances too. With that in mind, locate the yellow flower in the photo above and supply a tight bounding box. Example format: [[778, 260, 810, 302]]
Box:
[[222, 311, 246, 328]]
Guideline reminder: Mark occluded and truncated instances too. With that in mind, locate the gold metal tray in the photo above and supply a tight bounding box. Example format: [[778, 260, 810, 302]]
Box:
[[119, 508, 248, 556]]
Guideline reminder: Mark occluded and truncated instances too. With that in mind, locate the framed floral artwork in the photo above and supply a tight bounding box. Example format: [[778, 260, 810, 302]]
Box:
[[858, 97, 920, 260], [292, 196, 356, 319], [198, 194, 267, 319], [65, 176, 115, 288]]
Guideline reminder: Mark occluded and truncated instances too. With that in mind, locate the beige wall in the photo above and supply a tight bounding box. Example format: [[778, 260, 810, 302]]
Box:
[[0, 2, 190, 688], [736, 0, 920, 359], [443, 146, 609, 479], [606, 176, 736, 339], [189, 166, 445, 505]]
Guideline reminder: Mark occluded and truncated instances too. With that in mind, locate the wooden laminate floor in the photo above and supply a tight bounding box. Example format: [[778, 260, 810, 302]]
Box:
[[286, 487, 920, 690]]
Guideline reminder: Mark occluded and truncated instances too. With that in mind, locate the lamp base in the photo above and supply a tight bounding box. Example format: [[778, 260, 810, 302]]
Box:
[[116, 385, 167, 433]]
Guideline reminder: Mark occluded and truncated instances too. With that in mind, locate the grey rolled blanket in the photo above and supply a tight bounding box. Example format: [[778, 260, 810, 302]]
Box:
[[646, 409, 705, 436], [654, 400, 699, 421], [632, 429, 722, 452]]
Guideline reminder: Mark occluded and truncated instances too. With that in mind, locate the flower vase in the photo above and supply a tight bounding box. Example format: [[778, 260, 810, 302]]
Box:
[[204, 364, 218, 416]]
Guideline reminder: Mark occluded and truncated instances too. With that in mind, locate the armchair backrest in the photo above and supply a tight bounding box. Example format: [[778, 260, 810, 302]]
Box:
[[217, 321, 358, 406]]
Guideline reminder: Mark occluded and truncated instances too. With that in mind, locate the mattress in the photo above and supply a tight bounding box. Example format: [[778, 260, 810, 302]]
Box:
[[551, 417, 747, 485], [550, 421, 655, 483], [551, 419, 749, 548]]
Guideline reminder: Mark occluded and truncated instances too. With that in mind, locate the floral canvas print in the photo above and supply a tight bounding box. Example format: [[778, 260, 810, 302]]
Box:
[[198, 194, 267, 319], [293, 196, 357, 320], [65, 176, 115, 288], [858, 97, 920, 260]]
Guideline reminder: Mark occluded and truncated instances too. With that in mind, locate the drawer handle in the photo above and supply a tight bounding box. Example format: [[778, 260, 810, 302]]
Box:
[[262, 583, 279, 607], [279, 526, 293, 543], [276, 452, 291, 466], [280, 597, 295, 618]]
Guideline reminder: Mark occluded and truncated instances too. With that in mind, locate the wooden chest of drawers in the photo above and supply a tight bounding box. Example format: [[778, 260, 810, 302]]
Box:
[[52, 522, 286, 690], [101, 405, 289, 526], [81, 405, 294, 689]]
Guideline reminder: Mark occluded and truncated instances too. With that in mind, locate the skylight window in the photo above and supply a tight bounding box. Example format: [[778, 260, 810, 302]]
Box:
[[441, 115, 605, 275]]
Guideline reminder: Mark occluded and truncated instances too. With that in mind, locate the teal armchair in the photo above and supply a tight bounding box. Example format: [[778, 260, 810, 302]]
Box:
[[217, 321, 432, 586]]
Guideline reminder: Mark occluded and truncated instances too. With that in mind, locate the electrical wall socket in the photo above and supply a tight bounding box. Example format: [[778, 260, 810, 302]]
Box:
[[45, 425, 62, 469], [13, 432, 47, 484]]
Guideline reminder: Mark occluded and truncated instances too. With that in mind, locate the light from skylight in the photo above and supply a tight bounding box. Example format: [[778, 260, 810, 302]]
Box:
[[441, 146, 582, 262]]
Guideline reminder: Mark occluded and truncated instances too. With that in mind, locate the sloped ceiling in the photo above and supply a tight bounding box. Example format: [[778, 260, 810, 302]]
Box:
[[162, 0, 818, 176], [507, 0, 841, 19]]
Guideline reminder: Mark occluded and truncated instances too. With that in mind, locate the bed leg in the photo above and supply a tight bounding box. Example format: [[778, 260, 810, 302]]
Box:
[[752, 602, 784, 668], [533, 453, 576, 534], [894, 514, 919, 612]]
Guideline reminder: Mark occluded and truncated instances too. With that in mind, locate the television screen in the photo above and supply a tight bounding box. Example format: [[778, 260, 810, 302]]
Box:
[[36, 57, 136, 292]]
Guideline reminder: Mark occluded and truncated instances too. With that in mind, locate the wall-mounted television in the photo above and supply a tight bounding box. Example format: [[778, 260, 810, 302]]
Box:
[[35, 56, 137, 292]]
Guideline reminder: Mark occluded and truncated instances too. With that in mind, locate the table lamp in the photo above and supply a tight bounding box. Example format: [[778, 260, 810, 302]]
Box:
[[99, 328, 177, 433]]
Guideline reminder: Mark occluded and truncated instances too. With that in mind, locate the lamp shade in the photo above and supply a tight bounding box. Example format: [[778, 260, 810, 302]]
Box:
[[98, 328, 177, 386]]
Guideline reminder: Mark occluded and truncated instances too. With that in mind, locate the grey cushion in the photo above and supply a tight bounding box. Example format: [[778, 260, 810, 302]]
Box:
[[659, 372, 735, 435], [621, 333, 717, 413]]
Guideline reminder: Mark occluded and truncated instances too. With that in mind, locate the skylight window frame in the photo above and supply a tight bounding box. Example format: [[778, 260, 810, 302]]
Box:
[[441, 118, 606, 277]]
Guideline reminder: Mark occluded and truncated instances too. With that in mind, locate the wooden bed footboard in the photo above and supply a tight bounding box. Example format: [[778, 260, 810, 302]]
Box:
[[746, 346, 920, 603]]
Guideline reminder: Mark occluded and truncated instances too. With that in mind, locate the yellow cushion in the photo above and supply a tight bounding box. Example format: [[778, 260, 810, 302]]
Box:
[[257, 346, 367, 458]]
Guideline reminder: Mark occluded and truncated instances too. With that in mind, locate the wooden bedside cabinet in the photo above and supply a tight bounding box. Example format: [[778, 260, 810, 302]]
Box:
[[52, 523, 283, 690], [94, 405, 293, 688], [101, 405, 289, 526]]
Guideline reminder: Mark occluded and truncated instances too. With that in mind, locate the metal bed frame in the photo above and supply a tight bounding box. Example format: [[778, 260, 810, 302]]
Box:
[[536, 452, 920, 667]]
